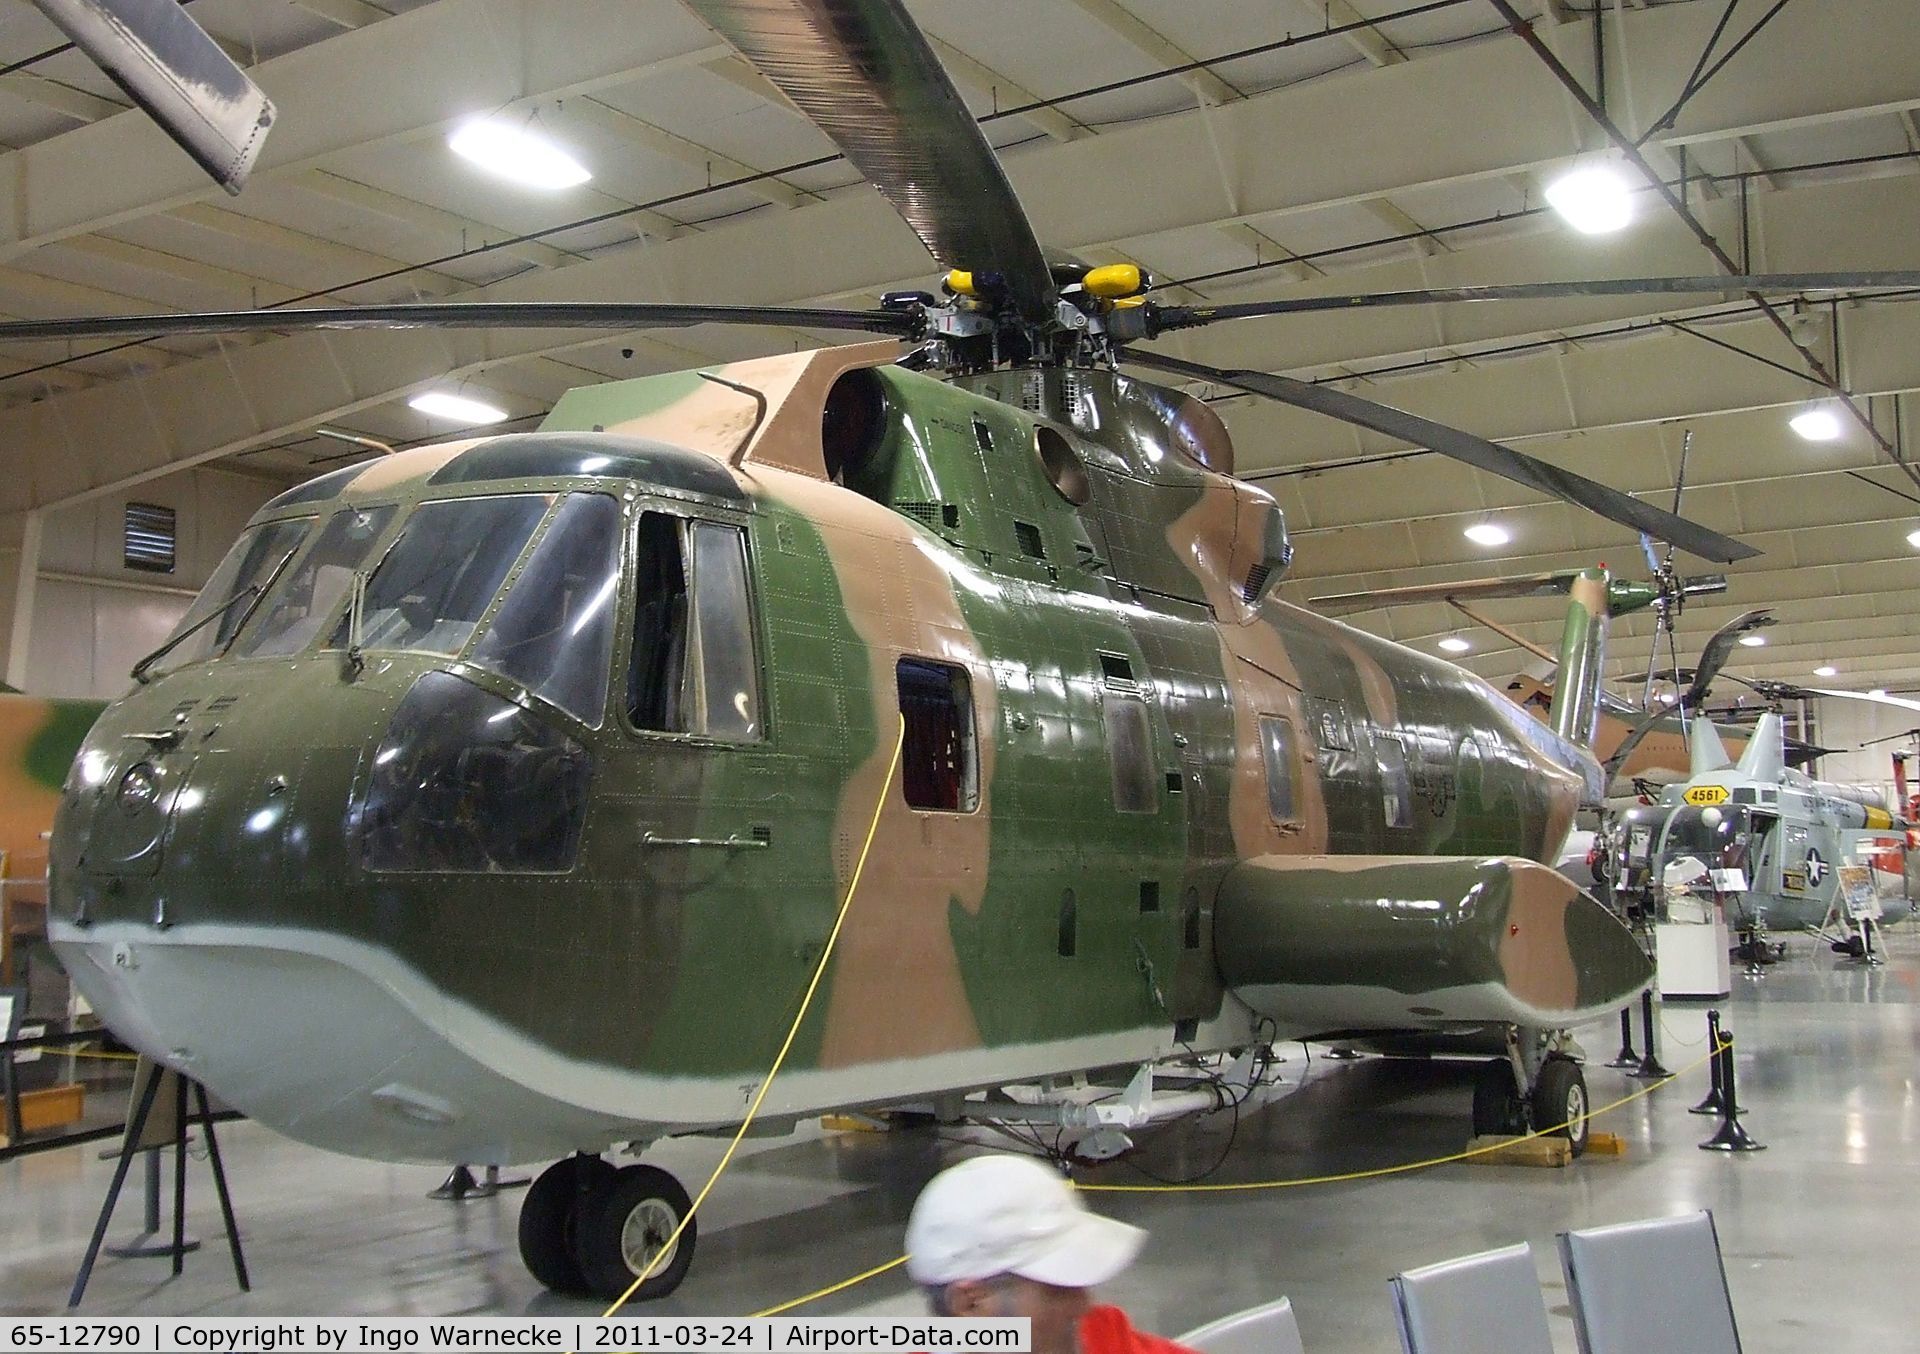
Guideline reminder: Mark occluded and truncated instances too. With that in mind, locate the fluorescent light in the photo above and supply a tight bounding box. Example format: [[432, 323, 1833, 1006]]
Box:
[[1464, 522, 1511, 547], [1544, 165, 1634, 235], [448, 117, 591, 190], [408, 390, 509, 424], [1907, 527, 1920, 550], [1789, 404, 1844, 442], [1737, 634, 1766, 648], [1439, 637, 1471, 653], [1814, 665, 1838, 677]]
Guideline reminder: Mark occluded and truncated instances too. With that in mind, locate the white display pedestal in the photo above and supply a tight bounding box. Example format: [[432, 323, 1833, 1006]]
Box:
[[1655, 914, 1732, 1000]]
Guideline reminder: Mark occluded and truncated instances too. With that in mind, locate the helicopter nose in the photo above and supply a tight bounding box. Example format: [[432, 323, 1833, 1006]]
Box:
[[50, 923, 638, 1164]]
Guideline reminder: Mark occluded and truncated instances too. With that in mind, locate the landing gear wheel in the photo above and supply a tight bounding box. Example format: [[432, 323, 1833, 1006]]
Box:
[[576, 1164, 696, 1303], [519, 1156, 614, 1295], [1471, 1059, 1528, 1137], [1532, 1057, 1591, 1157]]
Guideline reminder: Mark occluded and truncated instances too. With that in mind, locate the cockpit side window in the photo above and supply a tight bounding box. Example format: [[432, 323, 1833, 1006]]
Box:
[[469, 492, 623, 728], [231, 505, 396, 659], [624, 513, 763, 741]]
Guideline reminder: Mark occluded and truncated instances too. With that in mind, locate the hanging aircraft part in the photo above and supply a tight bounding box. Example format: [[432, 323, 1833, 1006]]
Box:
[[30, 0, 275, 193]]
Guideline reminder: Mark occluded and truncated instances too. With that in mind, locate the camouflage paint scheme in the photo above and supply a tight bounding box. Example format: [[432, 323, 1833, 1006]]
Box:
[[0, 692, 103, 975], [49, 343, 1650, 1165]]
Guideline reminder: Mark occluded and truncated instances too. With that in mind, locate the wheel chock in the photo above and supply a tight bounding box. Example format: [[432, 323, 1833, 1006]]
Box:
[[1466, 1134, 1573, 1168]]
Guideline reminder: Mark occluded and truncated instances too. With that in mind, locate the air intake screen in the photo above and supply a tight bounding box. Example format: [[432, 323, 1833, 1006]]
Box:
[[124, 501, 176, 573]]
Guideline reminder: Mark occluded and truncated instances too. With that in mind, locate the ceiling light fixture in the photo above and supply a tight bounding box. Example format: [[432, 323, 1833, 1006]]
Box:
[[1907, 528, 1920, 550], [1544, 164, 1635, 235], [1814, 665, 1838, 677], [1463, 522, 1511, 547], [1871, 688, 1889, 698], [448, 116, 591, 190], [1737, 634, 1766, 647], [408, 390, 509, 424], [1439, 637, 1471, 653], [1789, 403, 1845, 442]]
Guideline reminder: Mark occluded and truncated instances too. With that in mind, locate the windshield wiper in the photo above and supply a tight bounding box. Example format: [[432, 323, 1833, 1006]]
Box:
[[130, 583, 262, 685]]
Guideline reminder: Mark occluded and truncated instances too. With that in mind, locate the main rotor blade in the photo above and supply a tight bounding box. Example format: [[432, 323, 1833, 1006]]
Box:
[[1151, 272, 1920, 330], [0, 302, 919, 345], [1123, 348, 1759, 565], [1311, 572, 1578, 614], [678, 0, 1055, 322], [31, 0, 274, 194], [1681, 610, 1773, 711]]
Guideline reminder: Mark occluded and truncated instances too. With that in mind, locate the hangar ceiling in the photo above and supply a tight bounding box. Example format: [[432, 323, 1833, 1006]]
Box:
[[0, 0, 1917, 705]]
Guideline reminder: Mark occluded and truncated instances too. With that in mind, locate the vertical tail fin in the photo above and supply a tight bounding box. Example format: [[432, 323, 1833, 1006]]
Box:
[[1689, 718, 1733, 775]]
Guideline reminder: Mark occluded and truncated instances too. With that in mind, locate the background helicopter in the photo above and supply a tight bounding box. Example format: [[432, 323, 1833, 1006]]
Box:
[[17, 0, 1920, 1306], [1613, 708, 1912, 957]]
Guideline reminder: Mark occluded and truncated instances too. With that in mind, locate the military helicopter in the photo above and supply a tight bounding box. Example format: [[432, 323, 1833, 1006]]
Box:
[[1615, 708, 1912, 957], [26, 0, 1920, 1305]]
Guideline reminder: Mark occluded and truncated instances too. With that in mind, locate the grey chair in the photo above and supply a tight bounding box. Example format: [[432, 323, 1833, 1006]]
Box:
[[1388, 1242, 1555, 1354], [1558, 1210, 1742, 1354], [1177, 1296, 1306, 1354]]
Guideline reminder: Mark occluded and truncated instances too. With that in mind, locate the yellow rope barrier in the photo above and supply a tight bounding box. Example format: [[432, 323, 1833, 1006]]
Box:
[[751, 1255, 912, 1317], [599, 716, 907, 1319], [1079, 1039, 1728, 1193], [757, 1038, 1729, 1311]]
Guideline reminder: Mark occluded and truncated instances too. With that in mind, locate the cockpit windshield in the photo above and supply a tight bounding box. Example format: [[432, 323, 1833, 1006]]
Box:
[[325, 494, 552, 658], [152, 515, 315, 673], [470, 493, 623, 726], [1660, 804, 1751, 870], [231, 505, 396, 659]]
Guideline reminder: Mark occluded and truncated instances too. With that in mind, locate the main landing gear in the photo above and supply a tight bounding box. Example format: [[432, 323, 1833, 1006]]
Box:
[[1471, 1047, 1591, 1157], [518, 1155, 696, 1301]]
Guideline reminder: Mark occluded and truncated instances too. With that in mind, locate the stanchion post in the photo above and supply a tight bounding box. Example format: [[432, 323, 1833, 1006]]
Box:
[[1606, 1007, 1638, 1069], [1700, 1027, 1765, 1152], [1631, 988, 1670, 1079], [1689, 1009, 1727, 1115]]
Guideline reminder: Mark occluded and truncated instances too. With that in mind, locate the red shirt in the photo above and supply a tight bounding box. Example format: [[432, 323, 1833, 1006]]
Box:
[[1078, 1305, 1202, 1354]]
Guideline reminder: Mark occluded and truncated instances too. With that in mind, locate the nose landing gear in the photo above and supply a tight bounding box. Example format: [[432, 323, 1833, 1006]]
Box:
[[518, 1155, 697, 1302]]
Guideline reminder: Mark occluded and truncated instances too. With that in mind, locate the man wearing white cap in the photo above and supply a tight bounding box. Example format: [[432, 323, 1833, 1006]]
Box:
[[904, 1155, 1197, 1354]]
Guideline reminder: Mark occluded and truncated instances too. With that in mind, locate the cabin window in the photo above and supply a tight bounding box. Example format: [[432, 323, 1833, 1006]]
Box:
[[329, 493, 550, 660], [898, 658, 978, 811], [1105, 694, 1158, 814], [154, 515, 314, 672], [232, 504, 396, 658], [1260, 715, 1297, 822], [688, 522, 762, 740], [470, 493, 624, 727], [624, 514, 763, 741], [1378, 734, 1411, 829]]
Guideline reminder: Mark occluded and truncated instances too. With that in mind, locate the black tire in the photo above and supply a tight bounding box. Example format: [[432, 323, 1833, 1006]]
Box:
[[518, 1156, 611, 1295], [1532, 1056, 1591, 1157], [576, 1164, 697, 1303], [1471, 1059, 1528, 1137]]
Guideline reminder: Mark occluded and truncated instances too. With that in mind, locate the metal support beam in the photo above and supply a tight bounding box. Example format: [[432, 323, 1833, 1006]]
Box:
[[6, 509, 40, 689], [1293, 0, 1407, 66], [1065, 0, 1242, 105], [1487, 0, 1920, 490]]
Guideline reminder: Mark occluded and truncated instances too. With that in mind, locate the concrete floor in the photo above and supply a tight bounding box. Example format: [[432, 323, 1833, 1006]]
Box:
[[6, 927, 1919, 1352]]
